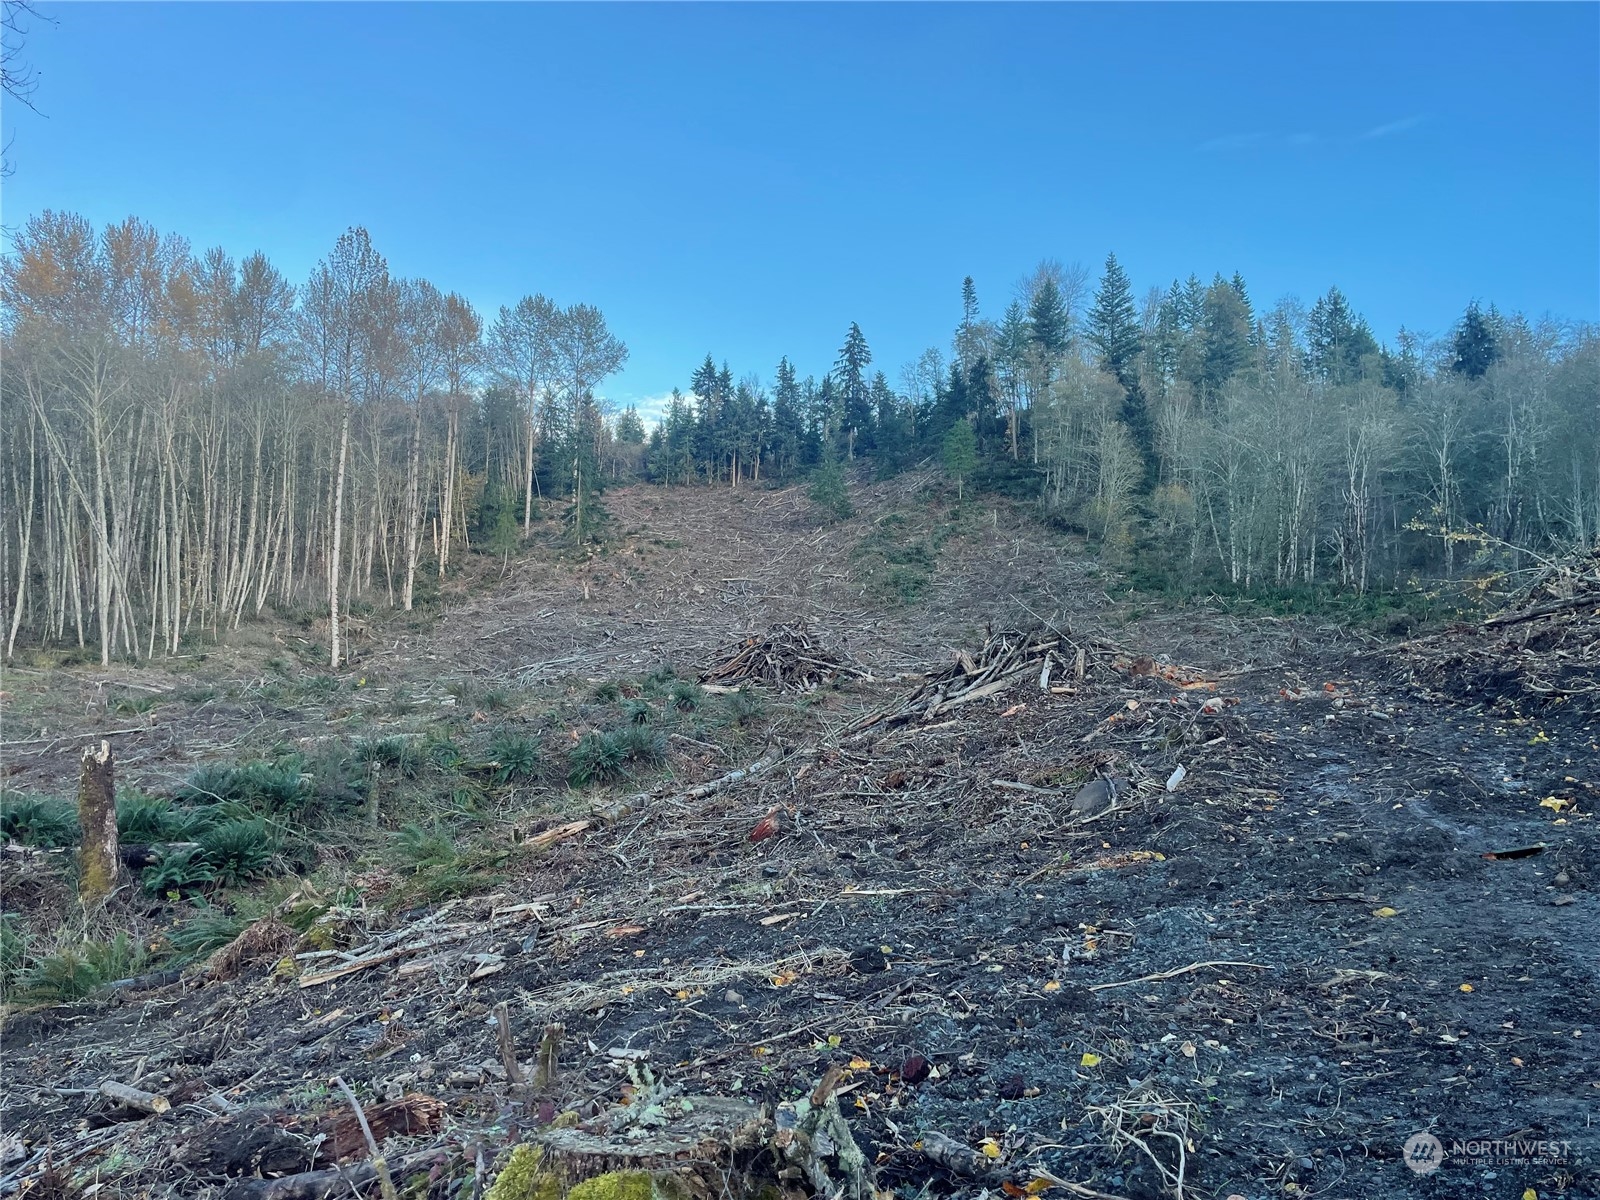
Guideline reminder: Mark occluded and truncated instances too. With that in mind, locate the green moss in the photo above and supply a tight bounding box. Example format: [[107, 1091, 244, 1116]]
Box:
[[565, 1172, 655, 1200], [485, 1145, 562, 1200]]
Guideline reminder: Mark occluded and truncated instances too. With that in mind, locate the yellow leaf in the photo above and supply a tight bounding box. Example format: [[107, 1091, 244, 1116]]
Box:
[[1540, 796, 1573, 812], [854, 1096, 868, 1110], [1043, 981, 1061, 993], [1080, 1052, 1102, 1068], [1372, 906, 1399, 918], [849, 1057, 873, 1070], [827, 1034, 842, 1048], [771, 970, 798, 987], [752, 1046, 771, 1057], [1522, 1191, 1538, 1200], [979, 1138, 1003, 1160], [1025, 1179, 1051, 1195], [1459, 983, 1474, 993]]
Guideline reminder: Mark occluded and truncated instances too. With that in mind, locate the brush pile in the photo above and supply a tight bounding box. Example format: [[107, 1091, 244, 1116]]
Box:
[[843, 626, 1095, 740], [700, 624, 855, 692], [1404, 546, 1600, 708]]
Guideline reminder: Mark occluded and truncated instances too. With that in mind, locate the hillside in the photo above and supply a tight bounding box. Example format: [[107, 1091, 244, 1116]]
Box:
[[1, 477, 1596, 1200]]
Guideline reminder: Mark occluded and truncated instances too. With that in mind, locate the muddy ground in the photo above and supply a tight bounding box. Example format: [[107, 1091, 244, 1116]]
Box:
[[2, 477, 1596, 1200]]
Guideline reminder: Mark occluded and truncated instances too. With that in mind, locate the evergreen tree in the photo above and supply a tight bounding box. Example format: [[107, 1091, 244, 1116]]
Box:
[[1090, 255, 1155, 490], [771, 356, 805, 479], [1450, 302, 1500, 379], [833, 321, 873, 457], [870, 371, 904, 468], [1088, 253, 1142, 388], [957, 276, 981, 370], [615, 405, 645, 444], [1028, 276, 1070, 364], [1306, 287, 1380, 385], [1201, 275, 1252, 396], [942, 419, 977, 501]]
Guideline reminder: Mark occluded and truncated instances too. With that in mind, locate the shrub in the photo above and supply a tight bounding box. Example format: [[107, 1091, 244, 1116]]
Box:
[[389, 824, 496, 902], [669, 681, 703, 713], [390, 823, 459, 873], [723, 691, 768, 727], [198, 819, 278, 886], [141, 845, 217, 895], [621, 699, 653, 725], [0, 795, 79, 848], [0, 915, 25, 999], [568, 731, 625, 788], [591, 680, 623, 703], [356, 734, 421, 779], [568, 726, 666, 788], [302, 674, 342, 702], [487, 732, 540, 784], [424, 734, 464, 771], [14, 934, 145, 1005], [809, 459, 854, 521], [178, 758, 311, 814], [167, 901, 248, 962], [116, 791, 177, 841]]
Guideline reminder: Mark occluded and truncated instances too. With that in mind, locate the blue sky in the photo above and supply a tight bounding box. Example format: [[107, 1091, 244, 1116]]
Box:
[[4, 2, 1596, 414]]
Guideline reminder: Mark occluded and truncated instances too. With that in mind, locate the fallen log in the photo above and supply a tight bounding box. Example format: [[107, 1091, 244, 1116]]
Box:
[[298, 903, 543, 988], [99, 1079, 169, 1115]]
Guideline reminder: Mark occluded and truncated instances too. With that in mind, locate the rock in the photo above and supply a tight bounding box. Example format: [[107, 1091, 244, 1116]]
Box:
[[849, 945, 889, 973], [1071, 777, 1126, 817]]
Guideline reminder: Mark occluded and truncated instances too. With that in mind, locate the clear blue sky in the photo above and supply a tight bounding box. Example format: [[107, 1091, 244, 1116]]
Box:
[[4, 2, 1596, 413]]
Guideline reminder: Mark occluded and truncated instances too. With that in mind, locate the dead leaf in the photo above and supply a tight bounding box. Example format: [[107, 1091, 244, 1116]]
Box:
[[605, 924, 646, 939], [1372, 906, 1399, 918]]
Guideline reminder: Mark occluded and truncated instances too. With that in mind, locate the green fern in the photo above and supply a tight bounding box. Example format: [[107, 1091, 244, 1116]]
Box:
[[198, 819, 278, 886], [141, 845, 217, 895], [487, 732, 540, 783], [0, 795, 79, 847]]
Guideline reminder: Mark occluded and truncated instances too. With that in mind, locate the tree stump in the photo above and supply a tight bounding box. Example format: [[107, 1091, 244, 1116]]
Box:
[[77, 740, 120, 907]]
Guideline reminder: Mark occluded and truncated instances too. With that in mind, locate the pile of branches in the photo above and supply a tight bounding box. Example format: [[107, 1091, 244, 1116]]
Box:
[[1405, 547, 1600, 707], [700, 624, 857, 692], [843, 626, 1088, 740]]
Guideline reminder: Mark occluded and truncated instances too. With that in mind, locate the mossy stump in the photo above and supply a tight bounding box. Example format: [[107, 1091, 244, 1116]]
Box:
[[487, 1099, 768, 1200], [77, 739, 121, 907]]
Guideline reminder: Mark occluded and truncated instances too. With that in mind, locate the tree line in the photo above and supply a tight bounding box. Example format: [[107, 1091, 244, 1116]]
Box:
[[3, 211, 1595, 665], [642, 260, 1596, 599], [1, 212, 626, 665]]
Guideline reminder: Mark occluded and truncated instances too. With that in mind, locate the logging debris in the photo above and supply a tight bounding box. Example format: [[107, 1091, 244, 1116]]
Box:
[[700, 624, 858, 692]]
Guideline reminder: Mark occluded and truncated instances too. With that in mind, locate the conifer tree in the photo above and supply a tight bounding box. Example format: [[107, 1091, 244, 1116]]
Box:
[[1449, 302, 1500, 379]]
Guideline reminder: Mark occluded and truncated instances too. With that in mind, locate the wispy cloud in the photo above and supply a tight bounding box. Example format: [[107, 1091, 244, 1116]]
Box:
[[619, 391, 678, 425], [1360, 114, 1427, 140], [1195, 132, 1265, 153]]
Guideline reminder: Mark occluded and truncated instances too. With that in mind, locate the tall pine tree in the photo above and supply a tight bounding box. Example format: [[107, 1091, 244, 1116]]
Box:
[[834, 321, 874, 458], [1088, 253, 1155, 490]]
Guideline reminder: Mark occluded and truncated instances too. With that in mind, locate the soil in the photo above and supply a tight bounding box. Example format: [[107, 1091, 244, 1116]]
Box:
[[2, 474, 1596, 1200]]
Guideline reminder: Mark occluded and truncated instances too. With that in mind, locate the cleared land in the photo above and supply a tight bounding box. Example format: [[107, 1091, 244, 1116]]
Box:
[[2, 475, 1596, 1200]]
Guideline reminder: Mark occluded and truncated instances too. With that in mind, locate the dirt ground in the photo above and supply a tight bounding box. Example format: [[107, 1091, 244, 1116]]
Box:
[[2, 475, 1596, 1200]]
